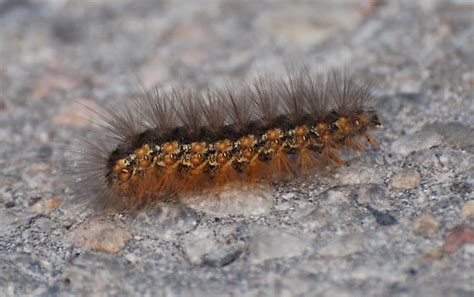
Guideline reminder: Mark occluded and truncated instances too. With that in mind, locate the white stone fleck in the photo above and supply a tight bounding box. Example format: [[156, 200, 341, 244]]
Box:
[[390, 169, 421, 189], [334, 166, 384, 185], [412, 213, 440, 237], [462, 200, 474, 221], [70, 218, 132, 254], [391, 131, 443, 156], [185, 185, 274, 217], [319, 234, 365, 257], [249, 226, 310, 264], [131, 205, 198, 240], [182, 226, 217, 265]]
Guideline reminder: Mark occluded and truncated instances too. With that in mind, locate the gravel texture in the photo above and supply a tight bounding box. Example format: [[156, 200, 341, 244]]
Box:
[[1, 0, 473, 296]]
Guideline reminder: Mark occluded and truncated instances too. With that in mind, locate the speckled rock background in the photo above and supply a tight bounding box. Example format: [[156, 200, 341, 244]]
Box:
[[1, 0, 473, 296]]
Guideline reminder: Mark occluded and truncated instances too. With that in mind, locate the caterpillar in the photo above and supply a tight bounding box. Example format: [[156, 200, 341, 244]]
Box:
[[75, 69, 381, 210]]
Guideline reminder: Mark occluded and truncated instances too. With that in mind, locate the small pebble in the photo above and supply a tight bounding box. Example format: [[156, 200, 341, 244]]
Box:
[[281, 192, 296, 200], [450, 181, 472, 195], [34, 217, 57, 232], [389, 169, 421, 189], [412, 213, 439, 237], [391, 131, 443, 156], [366, 205, 397, 226], [70, 218, 132, 254], [36, 145, 53, 159], [29, 196, 62, 215], [424, 122, 474, 149], [182, 226, 217, 265], [185, 185, 274, 217], [4, 200, 15, 208], [356, 184, 387, 205], [131, 205, 198, 240], [249, 227, 309, 264], [294, 207, 329, 230], [0, 210, 33, 237], [319, 234, 365, 257], [317, 188, 352, 216], [201, 248, 243, 267], [182, 224, 245, 267], [124, 253, 141, 265], [462, 200, 474, 221], [275, 202, 290, 211], [424, 248, 444, 260], [335, 166, 383, 185], [443, 225, 474, 254]]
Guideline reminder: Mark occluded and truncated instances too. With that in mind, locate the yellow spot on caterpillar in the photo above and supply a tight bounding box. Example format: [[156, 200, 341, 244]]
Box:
[[163, 154, 176, 166], [335, 116, 348, 130], [240, 136, 255, 148], [296, 138, 306, 146], [120, 172, 130, 182], [322, 132, 331, 142], [163, 142, 179, 154], [243, 149, 254, 159], [135, 144, 150, 158], [270, 142, 280, 150], [216, 153, 228, 164], [113, 159, 127, 174], [267, 128, 282, 141], [139, 159, 151, 168], [295, 125, 309, 137], [190, 154, 203, 166], [316, 122, 328, 134], [216, 139, 231, 152], [191, 142, 206, 154]]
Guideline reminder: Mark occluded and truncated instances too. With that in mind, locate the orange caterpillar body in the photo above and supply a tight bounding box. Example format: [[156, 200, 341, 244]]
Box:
[[76, 70, 380, 209]]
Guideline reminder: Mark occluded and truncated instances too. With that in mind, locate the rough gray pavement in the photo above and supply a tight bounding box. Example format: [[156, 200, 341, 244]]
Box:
[[1, 1, 473, 296]]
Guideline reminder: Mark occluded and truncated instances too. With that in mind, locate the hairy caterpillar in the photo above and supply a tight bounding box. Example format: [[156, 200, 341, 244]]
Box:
[[75, 69, 381, 210]]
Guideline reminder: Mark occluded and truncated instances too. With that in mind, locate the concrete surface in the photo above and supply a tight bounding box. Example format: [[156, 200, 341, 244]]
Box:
[[0, 0, 473, 296]]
